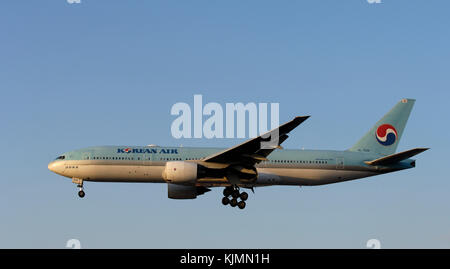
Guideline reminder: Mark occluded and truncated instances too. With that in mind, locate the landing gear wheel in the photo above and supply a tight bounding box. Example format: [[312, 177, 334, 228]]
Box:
[[238, 201, 246, 209], [222, 197, 230, 205], [240, 192, 248, 201], [78, 190, 85, 198], [223, 187, 233, 197], [230, 198, 238, 207], [231, 190, 240, 199]]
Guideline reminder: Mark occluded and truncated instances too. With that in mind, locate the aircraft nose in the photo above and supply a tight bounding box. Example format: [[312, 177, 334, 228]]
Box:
[[48, 161, 63, 174], [48, 161, 56, 172]]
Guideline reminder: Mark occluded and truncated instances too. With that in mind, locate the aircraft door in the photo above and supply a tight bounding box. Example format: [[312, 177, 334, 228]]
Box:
[[82, 152, 92, 161], [142, 149, 153, 179], [143, 152, 152, 162], [336, 157, 344, 169]]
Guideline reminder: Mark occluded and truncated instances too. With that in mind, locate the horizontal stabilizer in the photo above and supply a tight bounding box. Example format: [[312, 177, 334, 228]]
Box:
[[365, 148, 429, 166]]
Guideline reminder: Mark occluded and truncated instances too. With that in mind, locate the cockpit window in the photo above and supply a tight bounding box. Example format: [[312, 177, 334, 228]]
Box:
[[56, 155, 65, 160]]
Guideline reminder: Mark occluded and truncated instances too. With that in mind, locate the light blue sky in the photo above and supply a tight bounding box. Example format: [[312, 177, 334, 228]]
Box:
[[1, 0, 449, 248]]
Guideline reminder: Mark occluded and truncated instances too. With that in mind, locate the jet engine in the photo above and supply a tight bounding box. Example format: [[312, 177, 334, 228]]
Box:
[[163, 161, 205, 183]]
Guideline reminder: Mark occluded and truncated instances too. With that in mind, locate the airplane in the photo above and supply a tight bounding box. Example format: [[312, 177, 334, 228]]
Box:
[[48, 98, 428, 209]]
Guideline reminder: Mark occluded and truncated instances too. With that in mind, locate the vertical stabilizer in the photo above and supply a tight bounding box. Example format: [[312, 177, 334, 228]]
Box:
[[349, 99, 415, 156]]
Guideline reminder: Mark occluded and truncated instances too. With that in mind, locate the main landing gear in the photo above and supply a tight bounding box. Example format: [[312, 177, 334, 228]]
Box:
[[221, 186, 248, 209]]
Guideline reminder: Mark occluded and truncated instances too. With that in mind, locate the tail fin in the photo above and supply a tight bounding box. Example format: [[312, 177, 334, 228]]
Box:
[[349, 98, 415, 156]]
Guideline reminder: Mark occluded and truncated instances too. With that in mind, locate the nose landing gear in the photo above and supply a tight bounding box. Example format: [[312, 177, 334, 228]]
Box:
[[78, 187, 85, 198], [73, 178, 85, 198], [222, 186, 248, 209]]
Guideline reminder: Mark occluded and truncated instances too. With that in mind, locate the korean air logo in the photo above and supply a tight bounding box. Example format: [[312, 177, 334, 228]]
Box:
[[117, 148, 178, 154], [375, 124, 398, 146]]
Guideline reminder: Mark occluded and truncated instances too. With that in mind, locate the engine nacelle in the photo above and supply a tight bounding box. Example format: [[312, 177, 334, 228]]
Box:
[[163, 161, 198, 183], [167, 183, 211, 199]]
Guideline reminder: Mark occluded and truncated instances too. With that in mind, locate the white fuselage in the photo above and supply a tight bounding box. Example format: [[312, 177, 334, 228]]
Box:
[[48, 159, 379, 188]]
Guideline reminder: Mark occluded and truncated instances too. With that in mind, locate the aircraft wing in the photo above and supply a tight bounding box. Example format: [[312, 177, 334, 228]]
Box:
[[203, 116, 309, 165]]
